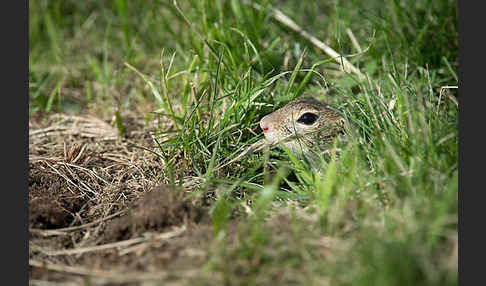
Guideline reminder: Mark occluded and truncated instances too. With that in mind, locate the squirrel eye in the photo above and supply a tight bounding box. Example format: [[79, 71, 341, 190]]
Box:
[[296, 112, 318, 125]]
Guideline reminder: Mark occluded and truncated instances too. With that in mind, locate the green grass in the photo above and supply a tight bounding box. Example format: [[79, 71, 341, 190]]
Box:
[[30, 0, 458, 284]]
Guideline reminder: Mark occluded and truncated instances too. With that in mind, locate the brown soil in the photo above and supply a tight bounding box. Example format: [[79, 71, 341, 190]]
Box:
[[29, 165, 87, 229], [103, 185, 209, 242], [28, 112, 216, 285]]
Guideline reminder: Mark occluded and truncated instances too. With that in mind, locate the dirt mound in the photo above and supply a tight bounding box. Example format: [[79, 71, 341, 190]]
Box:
[[29, 164, 88, 229], [103, 185, 209, 242], [28, 113, 215, 284]]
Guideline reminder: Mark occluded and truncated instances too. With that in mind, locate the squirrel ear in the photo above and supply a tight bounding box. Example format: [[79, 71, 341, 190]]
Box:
[[335, 117, 347, 128]]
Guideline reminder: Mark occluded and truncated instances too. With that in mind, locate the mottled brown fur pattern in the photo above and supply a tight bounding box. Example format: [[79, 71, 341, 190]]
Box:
[[260, 98, 346, 160]]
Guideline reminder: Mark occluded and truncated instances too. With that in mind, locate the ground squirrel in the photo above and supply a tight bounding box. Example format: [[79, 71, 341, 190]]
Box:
[[260, 98, 347, 163]]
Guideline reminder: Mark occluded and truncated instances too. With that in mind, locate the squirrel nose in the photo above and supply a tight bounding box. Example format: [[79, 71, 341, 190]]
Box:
[[260, 116, 271, 132]]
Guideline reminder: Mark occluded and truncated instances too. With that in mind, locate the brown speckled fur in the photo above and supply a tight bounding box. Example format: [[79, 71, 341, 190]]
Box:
[[260, 98, 346, 159]]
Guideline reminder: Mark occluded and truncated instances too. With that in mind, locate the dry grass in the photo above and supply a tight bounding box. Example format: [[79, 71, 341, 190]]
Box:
[[29, 0, 457, 284]]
